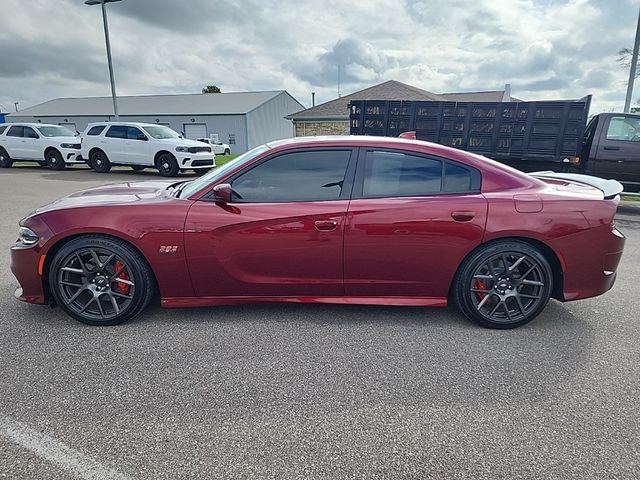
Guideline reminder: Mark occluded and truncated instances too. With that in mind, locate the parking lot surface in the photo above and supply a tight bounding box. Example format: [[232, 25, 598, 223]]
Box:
[[1, 166, 639, 479]]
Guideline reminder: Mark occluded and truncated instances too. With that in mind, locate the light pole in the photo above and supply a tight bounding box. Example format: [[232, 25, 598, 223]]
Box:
[[85, 0, 122, 119], [14, 102, 19, 112], [624, 7, 640, 113]]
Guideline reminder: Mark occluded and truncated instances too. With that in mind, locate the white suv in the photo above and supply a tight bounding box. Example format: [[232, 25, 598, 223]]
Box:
[[0, 123, 83, 170], [196, 138, 231, 155], [80, 122, 216, 176]]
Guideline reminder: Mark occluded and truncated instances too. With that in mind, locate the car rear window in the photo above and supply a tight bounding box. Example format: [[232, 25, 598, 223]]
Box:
[[6, 126, 23, 137], [86, 125, 106, 136], [105, 125, 128, 139]]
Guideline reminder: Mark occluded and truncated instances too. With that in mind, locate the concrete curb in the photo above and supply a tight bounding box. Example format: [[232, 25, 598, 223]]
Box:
[[617, 201, 640, 216]]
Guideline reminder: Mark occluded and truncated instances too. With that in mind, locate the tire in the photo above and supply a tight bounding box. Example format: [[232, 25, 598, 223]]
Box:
[[89, 150, 111, 173], [45, 149, 66, 170], [453, 240, 553, 329], [48, 235, 155, 326], [0, 148, 12, 168], [224, 149, 230, 155], [130, 165, 145, 172], [156, 153, 179, 177]]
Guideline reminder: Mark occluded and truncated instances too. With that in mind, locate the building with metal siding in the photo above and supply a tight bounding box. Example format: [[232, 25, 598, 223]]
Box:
[[6, 91, 304, 153]]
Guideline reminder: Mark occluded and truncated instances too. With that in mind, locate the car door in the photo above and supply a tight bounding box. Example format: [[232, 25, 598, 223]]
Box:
[[344, 148, 488, 299], [103, 125, 129, 163], [125, 126, 150, 165], [22, 126, 42, 160], [184, 148, 356, 297], [592, 115, 640, 183], [4, 125, 25, 158]]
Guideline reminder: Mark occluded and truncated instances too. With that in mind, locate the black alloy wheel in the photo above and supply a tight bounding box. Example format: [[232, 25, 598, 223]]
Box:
[[0, 148, 12, 168], [454, 241, 553, 328], [49, 236, 155, 325], [156, 153, 179, 177], [46, 149, 66, 170], [89, 150, 112, 173]]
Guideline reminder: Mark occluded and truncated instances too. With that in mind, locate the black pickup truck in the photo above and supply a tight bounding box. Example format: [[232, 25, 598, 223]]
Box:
[[349, 98, 640, 190]]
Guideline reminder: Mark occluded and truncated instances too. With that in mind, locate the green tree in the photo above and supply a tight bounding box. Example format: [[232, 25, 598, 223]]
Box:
[[202, 85, 222, 93]]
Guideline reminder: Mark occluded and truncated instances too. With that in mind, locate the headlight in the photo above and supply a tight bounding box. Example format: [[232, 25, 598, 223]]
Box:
[[60, 143, 81, 149], [17, 226, 39, 246], [176, 146, 190, 152]]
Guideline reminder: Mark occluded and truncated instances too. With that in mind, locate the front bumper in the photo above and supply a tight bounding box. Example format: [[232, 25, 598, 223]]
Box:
[[11, 244, 46, 304], [176, 152, 216, 169], [60, 148, 84, 164]]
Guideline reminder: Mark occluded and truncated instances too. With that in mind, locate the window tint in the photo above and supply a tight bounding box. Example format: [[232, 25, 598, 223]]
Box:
[[606, 116, 640, 142], [0, 125, 7, 135], [86, 125, 106, 136], [127, 127, 145, 140], [7, 126, 23, 137], [231, 150, 351, 202], [363, 151, 442, 197], [105, 125, 128, 139], [23, 127, 39, 139], [443, 162, 481, 192]]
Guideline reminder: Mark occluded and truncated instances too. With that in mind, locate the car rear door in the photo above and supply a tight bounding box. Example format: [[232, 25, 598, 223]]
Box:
[[4, 125, 25, 158], [184, 148, 356, 298], [344, 148, 488, 299], [591, 115, 640, 183], [104, 125, 129, 163]]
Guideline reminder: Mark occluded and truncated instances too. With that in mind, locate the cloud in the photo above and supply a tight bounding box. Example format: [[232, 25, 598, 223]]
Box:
[[0, 0, 637, 114]]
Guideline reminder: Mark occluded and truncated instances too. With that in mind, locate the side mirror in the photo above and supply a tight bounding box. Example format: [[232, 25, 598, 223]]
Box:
[[213, 183, 232, 203]]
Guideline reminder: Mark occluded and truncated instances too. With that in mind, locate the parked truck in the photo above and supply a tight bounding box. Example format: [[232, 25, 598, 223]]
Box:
[[349, 97, 640, 190]]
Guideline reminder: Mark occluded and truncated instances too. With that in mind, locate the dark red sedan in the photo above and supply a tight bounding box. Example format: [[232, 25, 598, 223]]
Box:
[[11, 136, 625, 328]]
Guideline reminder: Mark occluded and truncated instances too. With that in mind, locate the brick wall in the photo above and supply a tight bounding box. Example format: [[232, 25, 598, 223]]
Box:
[[294, 121, 349, 137]]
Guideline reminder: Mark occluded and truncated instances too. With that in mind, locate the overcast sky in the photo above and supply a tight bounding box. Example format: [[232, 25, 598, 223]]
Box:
[[0, 0, 637, 114]]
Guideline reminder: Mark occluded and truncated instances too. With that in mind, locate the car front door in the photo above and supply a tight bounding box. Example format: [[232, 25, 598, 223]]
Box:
[[344, 148, 488, 299], [592, 115, 640, 183], [125, 126, 150, 165], [22, 126, 42, 160], [184, 148, 356, 297]]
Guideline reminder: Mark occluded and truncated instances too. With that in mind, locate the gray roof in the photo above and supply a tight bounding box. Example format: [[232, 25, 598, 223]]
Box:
[[287, 80, 446, 121], [10, 91, 299, 117], [288, 81, 517, 121]]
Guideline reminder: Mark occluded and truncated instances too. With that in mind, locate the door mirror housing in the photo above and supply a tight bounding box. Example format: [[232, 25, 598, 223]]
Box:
[[213, 183, 232, 203]]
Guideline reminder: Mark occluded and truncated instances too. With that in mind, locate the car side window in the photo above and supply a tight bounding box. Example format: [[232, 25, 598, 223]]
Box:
[[606, 116, 640, 142], [7, 126, 24, 137], [0, 125, 7, 135], [23, 127, 39, 139], [363, 151, 442, 197], [86, 125, 106, 136], [105, 125, 128, 139], [231, 150, 352, 203], [127, 127, 146, 140], [443, 162, 481, 192]]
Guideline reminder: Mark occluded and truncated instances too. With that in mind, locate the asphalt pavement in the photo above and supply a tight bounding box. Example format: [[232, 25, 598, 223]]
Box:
[[1, 166, 639, 479]]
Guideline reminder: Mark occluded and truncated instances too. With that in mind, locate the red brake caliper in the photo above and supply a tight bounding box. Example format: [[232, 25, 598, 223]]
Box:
[[473, 279, 487, 301], [114, 261, 130, 294]]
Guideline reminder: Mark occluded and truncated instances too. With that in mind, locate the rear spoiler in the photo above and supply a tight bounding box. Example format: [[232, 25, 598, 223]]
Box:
[[530, 171, 624, 199]]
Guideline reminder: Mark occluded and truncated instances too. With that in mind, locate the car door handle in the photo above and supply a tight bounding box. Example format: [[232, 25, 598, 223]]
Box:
[[603, 146, 620, 151], [451, 211, 475, 222], [314, 220, 338, 232]]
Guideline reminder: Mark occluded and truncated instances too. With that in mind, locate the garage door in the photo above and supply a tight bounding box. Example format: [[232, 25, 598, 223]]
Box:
[[184, 123, 207, 140]]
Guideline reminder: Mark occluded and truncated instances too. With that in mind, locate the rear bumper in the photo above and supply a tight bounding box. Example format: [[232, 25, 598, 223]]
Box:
[[552, 224, 625, 301]]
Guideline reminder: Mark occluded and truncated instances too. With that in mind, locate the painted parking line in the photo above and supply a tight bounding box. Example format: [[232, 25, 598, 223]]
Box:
[[0, 414, 130, 480]]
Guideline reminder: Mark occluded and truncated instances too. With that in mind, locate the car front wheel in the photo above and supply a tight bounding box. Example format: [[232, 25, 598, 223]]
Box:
[[156, 153, 179, 177], [0, 148, 12, 168], [453, 240, 553, 329], [46, 149, 66, 170], [48, 236, 155, 326]]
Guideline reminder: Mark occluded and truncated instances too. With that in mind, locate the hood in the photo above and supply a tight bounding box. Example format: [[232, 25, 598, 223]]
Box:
[[30, 180, 177, 216], [155, 138, 211, 147], [49, 136, 79, 144]]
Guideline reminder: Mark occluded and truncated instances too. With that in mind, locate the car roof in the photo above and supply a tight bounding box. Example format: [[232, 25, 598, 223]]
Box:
[[0, 122, 61, 128], [86, 121, 163, 128]]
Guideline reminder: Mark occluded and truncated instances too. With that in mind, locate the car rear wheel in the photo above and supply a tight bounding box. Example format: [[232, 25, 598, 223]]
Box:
[[89, 150, 111, 173], [46, 149, 66, 170], [156, 153, 179, 177], [48, 236, 155, 326], [224, 148, 230, 155], [130, 165, 145, 171], [0, 148, 12, 168], [453, 240, 553, 329]]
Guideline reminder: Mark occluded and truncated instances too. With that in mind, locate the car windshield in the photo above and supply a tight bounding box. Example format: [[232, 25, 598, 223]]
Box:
[[143, 125, 181, 139], [178, 145, 270, 198], [37, 126, 76, 137]]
